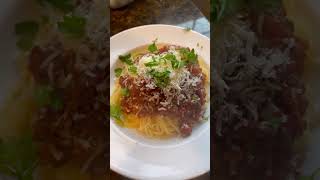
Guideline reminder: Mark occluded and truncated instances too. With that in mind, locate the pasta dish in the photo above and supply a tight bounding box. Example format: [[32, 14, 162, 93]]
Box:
[[111, 41, 209, 138]]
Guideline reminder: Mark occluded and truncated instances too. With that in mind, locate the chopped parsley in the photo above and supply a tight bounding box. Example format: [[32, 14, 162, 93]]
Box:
[[128, 66, 138, 75], [164, 53, 184, 69], [180, 48, 198, 64], [148, 40, 158, 53], [0, 134, 37, 180], [149, 69, 171, 88], [144, 57, 159, 67], [119, 54, 133, 65], [114, 68, 123, 77], [110, 105, 124, 126], [15, 21, 39, 51], [35, 85, 63, 110], [164, 53, 175, 61], [121, 88, 130, 97], [58, 15, 86, 38], [38, 0, 74, 12]]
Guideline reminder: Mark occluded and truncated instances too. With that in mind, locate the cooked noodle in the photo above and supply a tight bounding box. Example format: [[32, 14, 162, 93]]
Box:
[[128, 112, 179, 138]]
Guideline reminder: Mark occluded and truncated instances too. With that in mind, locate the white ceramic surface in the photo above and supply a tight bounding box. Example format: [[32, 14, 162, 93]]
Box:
[[110, 25, 210, 179]]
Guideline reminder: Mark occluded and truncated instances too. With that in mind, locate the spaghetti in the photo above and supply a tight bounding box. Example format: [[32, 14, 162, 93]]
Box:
[[111, 42, 209, 138]]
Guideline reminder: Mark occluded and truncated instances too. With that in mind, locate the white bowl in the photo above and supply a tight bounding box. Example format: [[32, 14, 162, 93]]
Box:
[[110, 24, 210, 179]]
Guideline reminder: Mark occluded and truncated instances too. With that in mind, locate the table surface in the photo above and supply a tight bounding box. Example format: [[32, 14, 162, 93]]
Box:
[[110, 0, 210, 179], [110, 0, 210, 37]]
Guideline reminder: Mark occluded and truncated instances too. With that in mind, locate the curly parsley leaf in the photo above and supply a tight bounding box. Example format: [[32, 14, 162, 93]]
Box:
[[144, 57, 159, 67], [58, 15, 86, 38], [15, 21, 39, 51], [148, 40, 158, 53], [180, 48, 198, 64], [128, 66, 138, 75], [0, 135, 37, 180], [119, 54, 133, 65], [164, 53, 184, 69], [110, 105, 124, 126], [149, 69, 171, 88], [164, 53, 175, 62], [114, 68, 123, 77]]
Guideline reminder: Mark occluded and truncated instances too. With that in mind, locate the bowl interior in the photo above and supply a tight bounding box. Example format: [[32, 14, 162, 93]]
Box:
[[109, 25, 211, 148]]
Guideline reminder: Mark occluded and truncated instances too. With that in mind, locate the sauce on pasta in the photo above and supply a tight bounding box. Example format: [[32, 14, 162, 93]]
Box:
[[111, 43, 209, 138]]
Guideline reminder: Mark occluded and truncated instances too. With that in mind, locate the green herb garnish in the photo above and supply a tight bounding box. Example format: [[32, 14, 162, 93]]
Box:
[[35, 85, 63, 110], [119, 54, 133, 65], [110, 105, 124, 126], [180, 48, 198, 64], [164, 53, 183, 69], [15, 21, 39, 51], [148, 40, 158, 53], [0, 135, 37, 180], [38, 0, 74, 12], [121, 88, 130, 97], [114, 68, 123, 77], [149, 69, 171, 88], [128, 66, 138, 75], [144, 57, 159, 67], [57, 15, 86, 38], [163, 53, 175, 61]]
